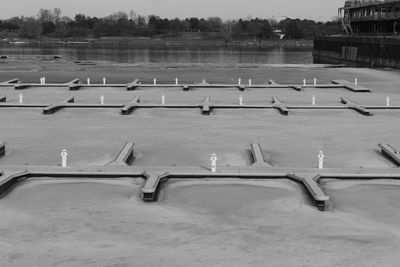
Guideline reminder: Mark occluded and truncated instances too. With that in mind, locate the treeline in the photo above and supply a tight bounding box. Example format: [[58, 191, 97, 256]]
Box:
[[0, 8, 341, 40]]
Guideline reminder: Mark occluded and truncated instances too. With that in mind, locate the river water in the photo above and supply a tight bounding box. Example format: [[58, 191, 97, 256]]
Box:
[[0, 45, 313, 64]]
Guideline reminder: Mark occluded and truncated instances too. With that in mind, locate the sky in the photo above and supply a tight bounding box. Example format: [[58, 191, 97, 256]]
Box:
[[0, 0, 344, 21]]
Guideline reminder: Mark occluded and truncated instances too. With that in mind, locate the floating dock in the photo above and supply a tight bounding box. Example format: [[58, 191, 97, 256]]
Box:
[[1, 142, 400, 211], [0, 78, 372, 92]]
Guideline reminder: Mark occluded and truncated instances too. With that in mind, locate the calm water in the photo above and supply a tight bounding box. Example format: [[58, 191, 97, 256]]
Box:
[[0, 45, 313, 64]]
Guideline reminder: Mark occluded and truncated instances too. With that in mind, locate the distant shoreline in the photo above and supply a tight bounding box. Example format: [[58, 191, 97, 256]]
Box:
[[1, 38, 313, 49]]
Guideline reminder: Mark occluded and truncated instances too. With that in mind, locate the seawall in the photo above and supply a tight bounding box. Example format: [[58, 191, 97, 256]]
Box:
[[313, 35, 400, 68]]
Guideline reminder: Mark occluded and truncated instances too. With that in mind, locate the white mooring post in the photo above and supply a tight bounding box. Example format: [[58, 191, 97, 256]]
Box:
[[103, 77, 106, 85], [318, 151, 325, 169], [40, 77, 43, 85], [61, 149, 68, 168], [87, 78, 90, 85], [386, 96, 391, 107], [355, 77, 358, 86], [313, 78, 317, 86], [175, 78, 178, 85], [312, 95, 316, 106], [238, 78, 241, 85], [43, 77, 46, 84], [210, 153, 217, 173], [153, 78, 157, 85], [239, 95, 243, 106], [248, 79, 252, 87], [303, 79, 306, 86], [100, 95, 104, 105], [19, 93, 23, 104], [161, 94, 165, 104]]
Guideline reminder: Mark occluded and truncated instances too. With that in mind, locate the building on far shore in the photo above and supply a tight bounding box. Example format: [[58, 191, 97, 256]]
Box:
[[314, 0, 400, 68]]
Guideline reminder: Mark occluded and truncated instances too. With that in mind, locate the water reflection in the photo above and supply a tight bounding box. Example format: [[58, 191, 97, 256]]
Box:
[[0, 45, 313, 64]]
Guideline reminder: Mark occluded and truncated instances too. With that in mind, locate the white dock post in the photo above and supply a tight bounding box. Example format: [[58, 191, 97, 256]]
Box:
[[312, 95, 316, 106], [239, 95, 243, 106], [61, 149, 68, 168], [161, 94, 165, 104], [153, 78, 157, 85], [248, 79, 252, 87], [238, 78, 241, 85], [303, 79, 306, 86], [386, 96, 391, 107], [100, 95, 104, 105], [103, 77, 106, 85], [19, 93, 23, 104], [87, 78, 90, 85], [355, 78, 358, 86], [318, 151, 324, 169], [175, 78, 178, 85], [210, 153, 217, 173], [313, 78, 317, 86]]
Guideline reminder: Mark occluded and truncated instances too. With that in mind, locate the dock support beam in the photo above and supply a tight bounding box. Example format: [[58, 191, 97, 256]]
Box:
[[67, 79, 81, 90], [272, 96, 289, 115], [250, 143, 272, 167], [121, 96, 141, 115], [200, 96, 213, 115], [288, 174, 330, 211], [340, 97, 372, 116], [43, 96, 75, 114], [332, 80, 371, 92], [141, 172, 170, 201], [107, 142, 135, 166], [126, 79, 140, 90], [0, 78, 19, 87], [0, 141, 5, 157], [378, 143, 400, 166], [0, 171, 30, 195]]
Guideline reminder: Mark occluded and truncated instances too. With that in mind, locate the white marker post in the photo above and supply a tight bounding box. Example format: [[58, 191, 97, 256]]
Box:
[[103, 77, 106, 85], [239, 95, 243, 106], [248, 79, 252, 87], [153, 78, 157, 85], [312, 95, 316, 106], [19, 93, 23, 104], [175, 78, 178, 85], [100, 95, 104, 105], [303, 79, 306, 86], [355, 78, 358, 86], [386, 96, 391, 107], [40, 77, 43, 85], [87, 78, 90, 85], [161, 94, 165, 104], [210, 153, 217, 173], [61, 149, 68, 168], [313, 78, 317, 86], [238, 78, 241, 85], [318, 151, 325, 169]]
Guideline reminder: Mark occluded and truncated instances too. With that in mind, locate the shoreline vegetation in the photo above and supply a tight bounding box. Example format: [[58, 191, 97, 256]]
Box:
[[0, 8, 339, 48]]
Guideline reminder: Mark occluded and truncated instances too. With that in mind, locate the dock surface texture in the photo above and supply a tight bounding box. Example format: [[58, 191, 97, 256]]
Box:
[[1, 78, 371, 92], [3, 142, 400, 211]]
